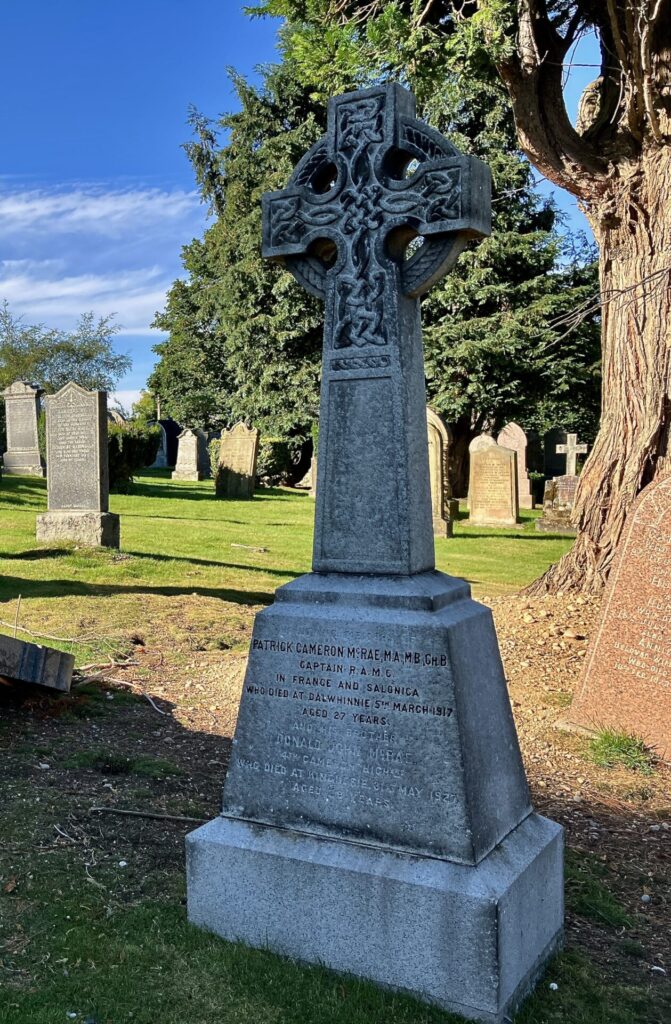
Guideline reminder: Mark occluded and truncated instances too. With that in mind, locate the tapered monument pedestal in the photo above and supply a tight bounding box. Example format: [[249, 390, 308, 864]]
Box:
[[187, 572, 563, 1022]]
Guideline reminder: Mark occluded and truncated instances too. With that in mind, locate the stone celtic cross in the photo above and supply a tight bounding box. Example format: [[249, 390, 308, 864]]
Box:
[[556, 432, 588, 476], [263, 84, 491, 574]]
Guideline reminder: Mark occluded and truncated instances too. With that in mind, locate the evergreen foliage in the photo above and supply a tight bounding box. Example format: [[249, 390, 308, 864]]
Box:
[[108, 422, 162, 493], [151, 10, 601, 482]]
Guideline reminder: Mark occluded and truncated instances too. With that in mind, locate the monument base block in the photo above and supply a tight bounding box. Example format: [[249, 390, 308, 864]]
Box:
[[36, 511, 120, 548], [187, 813, 563, 1024], [171, 470, 203, 481], [2, 458, 45, 477], [534, 518, 576, 536]]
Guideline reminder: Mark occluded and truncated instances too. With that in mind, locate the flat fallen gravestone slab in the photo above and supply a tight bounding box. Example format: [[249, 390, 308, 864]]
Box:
[[0, 633, 74, 693]]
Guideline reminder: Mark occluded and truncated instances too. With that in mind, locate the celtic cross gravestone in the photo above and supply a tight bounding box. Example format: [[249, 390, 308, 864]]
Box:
[[263, 84, 489, 573], [187, 85, 563, 1023]]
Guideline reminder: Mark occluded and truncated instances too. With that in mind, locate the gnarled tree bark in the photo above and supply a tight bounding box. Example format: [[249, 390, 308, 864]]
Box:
[[492, 0, 671, 593]]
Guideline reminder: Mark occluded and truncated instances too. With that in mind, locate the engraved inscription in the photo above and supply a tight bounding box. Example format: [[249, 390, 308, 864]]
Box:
[[224, 628, 465, 855], [47, 387, 100, 512], [469, 449, 516, 523]]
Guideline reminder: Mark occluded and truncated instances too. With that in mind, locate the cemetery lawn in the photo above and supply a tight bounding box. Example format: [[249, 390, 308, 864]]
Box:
[[1, 473, 669, 1024]]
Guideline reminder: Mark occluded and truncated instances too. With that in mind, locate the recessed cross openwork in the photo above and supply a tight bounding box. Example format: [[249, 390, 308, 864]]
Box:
[[556, 432, 588, 477], [263, 84, 491, 575]]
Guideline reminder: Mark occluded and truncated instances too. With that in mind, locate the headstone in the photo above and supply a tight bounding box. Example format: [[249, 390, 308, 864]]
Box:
[[2, 381, 45, 476], [497, 422, 533, 509], [215, 422, 259, 499], [562, 476, 670, 760], [187, 85, 562, 1023], [149, 424, 169, 468], [35, 383, 119, 548], [468, 440, 519, 527], [309, 455, 317, 499], [535, 474, 579, 535], [556, 431, 588, 477], [0, 633, 74, 692], [172, 428, 209, 481], [427, 407, 457, 536], [544, 427, 567, 479]]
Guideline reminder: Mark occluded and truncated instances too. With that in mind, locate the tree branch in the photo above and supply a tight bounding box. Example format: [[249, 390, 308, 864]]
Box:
[[494, 1, 609, 200]]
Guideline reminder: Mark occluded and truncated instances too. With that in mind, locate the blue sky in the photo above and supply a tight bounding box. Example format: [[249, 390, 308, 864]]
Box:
[[0, 4, 597, 411]]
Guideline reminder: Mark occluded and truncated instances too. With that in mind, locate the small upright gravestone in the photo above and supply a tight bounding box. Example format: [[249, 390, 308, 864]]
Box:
[[536, 474, 579, 535], [187, 84, 562, 1023], [215, 422, 259, 499], [172, 428, 209, 481], [562, 476, 670, 759], [468, 435, 519, 527], [497, 421, 533, 509], [36, 383, 119, 548], [150, 424, 169, 468], [2, 381, 45, 476], [536, 435, 587, 534], [427, 407, 457, 536]]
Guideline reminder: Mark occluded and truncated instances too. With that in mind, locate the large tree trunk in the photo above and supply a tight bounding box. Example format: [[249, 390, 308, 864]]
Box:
[[529, 145, 671, 593]]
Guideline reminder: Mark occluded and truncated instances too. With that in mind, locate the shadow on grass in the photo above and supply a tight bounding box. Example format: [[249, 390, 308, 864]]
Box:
[[0, 574, 276, 606], [1, 673, 668, 1024], [0, 547, 72, 561], [453, 532, 574, 542], [127, 481, 303, 504], [121, 550, 301, 578]]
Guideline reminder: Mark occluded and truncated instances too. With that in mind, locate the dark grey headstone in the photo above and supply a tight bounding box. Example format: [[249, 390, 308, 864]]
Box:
[[544, 427, 567, 478], [2, 381, 45, 476], [149, 424, 168, 468], [187, 83, 562, 1022], [36, 383, 119, 547]]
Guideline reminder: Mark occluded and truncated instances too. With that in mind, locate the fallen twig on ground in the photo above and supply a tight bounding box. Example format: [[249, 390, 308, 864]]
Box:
[[90, 807, 207, 825]]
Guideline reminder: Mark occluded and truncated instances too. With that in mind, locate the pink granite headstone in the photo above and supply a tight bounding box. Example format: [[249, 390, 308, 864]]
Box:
[[564, 475, 671, 760]]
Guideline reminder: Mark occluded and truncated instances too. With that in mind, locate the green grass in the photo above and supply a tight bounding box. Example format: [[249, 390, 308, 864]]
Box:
[[0, 842, 663, 1024], [62, 748, 182, 778], [565, 850, 633, 929], [1, 475, 666, 1024], [588, 730, 656, 775]]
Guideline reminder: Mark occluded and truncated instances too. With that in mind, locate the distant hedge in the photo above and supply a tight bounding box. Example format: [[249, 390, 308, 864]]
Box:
[[108, 422, 161, 492], [256, 437, 295, 486]]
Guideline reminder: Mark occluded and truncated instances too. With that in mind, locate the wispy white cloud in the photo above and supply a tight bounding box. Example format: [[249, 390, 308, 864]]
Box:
[[0, 264, 169, 334], [0, 185, 200, 238], [110, 389, 143, 415], [0, 181, 206, 388]]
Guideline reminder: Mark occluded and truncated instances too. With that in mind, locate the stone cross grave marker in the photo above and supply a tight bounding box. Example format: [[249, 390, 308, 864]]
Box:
[[215, 422, 259, 499], [562, 475, 670, 759], [187, 85, 563, 1024], [2, 381, 45, 476], [36, 382, 119, 548], [497, 421, 533, 508], [556, 431, 587, 476], [262, 84, 490, 573]]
